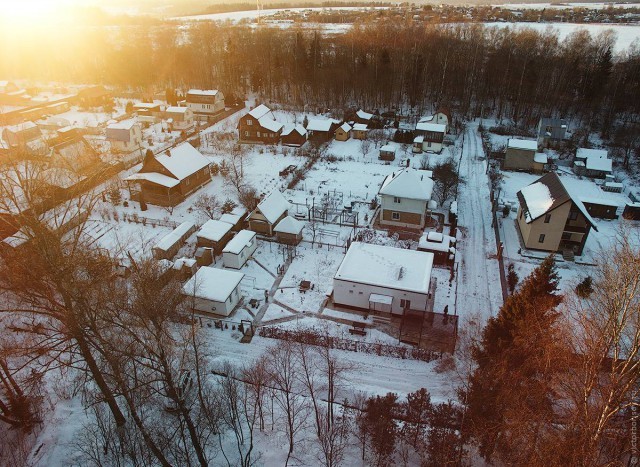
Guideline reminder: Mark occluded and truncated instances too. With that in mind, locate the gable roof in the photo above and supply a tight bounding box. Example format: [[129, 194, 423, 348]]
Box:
[[248, 104, 272, 120], [274, 215, 304, 235], [307, 119, 335, 132], [516, 172, 597, 229], [258, 115, 284, 133], [416, 122, 446, 133], [576, 148, 608, 160], [187, 89, 219, 97], [356, 109, 374, 121], [153, 142, 210, 180], [379, 168, 433, 201], [223, 230, 256, 255], [339, 122, 352, 133], [198, 219, 233, 242], [166, 106, 190, 114], [256, 190, 290, 224], [182, 266, 244, 302], [352, 123, 368, 131]]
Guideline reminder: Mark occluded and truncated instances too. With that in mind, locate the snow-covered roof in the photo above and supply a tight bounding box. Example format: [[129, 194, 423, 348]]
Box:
[[219, 213, 242, 225], [419, 115, 434, 123], [248, 104, 272, 120], [173, 257, 197, 269], [197, 219, 233, 242], [306, 119, 335, 132], [413, 135, 424, 143], [258, 115, 284, 133], [585, 157, 612, 173], [281, 124, 307, 137], [335, 242, 434, 294], [508, 138, 537, 151], [380, 143, 397, 153], [576, 148, 608, 160], [4, 121, 38, 134], [166, 106, 189, 114], [256, 190, 290, 224], [519, 181, 554, 222], [352, 123, 368, 131], [187, 89, 219, 96], [356, 109, 373, 120], [418, 232, 457, 254], [183, 266, 244, 303], [107, 119, 137, 131], [339, 122, 352, 132], [379, 168, 433, 201], [274, 216, 304, 235], [223, 229, 256, 255], [533, 153, 548, 164], [124, 172, 180, 188], [416, 122, 446, 133], [154, 143, 210, 181], [154, 222, 196, 252]]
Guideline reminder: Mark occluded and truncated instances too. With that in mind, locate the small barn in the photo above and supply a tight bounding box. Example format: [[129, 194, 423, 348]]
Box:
[[182, 267, 244, 317], [248, 190, 290, 236], [417, 231, 457, 265], [351, 123, 368, 140], [223, 230, 258, 269], [307, 119, 339, 143], [172, 257, 198, 280], [152, 222, 197, 260], [219, 208, 248, 232], [379, 143, 397, 161], [196, 219, 234, 253], [274, 216, 305, 245]]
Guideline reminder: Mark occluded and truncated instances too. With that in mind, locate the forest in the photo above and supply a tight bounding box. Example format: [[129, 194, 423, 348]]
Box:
[[1, 16, 639, 135]]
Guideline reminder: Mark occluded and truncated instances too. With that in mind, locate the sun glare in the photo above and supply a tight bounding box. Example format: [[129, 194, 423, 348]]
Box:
[[0, 0, 71, 26]]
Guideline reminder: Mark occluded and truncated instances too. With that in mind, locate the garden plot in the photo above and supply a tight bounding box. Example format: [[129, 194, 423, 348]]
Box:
[[261, 303, 295, 322], [275, 244, 345, 313]]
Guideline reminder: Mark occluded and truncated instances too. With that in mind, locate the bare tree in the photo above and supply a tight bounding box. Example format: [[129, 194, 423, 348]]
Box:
[[360, 139, 373, 159], [238, 186, 259, 212], [193, 193, 221, 220]]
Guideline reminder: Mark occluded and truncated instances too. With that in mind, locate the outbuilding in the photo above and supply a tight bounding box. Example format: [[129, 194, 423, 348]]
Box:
[[333, 242, 435, 315], [222, 230, 258, 269], [274, 216, 305, 245], [152, 222, 197, 260], [182, 267, 244, 317], [196, 219, 234, 253], [247, 190, 290, 236], [379, 143, 397, 161], [417, 231, 457, 265]]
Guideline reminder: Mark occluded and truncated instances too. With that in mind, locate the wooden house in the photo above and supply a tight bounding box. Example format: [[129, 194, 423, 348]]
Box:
[[306, 119, 339, 143], [281, 124, 307, 147], [219, 207, 248, 232], [152, 222, 197, 260], [247, 190, 290, 236], [351, 123, 368, 140], [77, 85, 111, 107], [196, 219, 235, 253], [2, 121, 47, 156], [537, 117, 567, 148], [124, 142, 211, 207], [165, 106, 195, 131], [335, 123, 351, 141], [414, 122, 445, 153], [504, 139, 545, 173], [379, 143, 397, 161], [418, 231, 456, 265], [237, 104, 283, 144]]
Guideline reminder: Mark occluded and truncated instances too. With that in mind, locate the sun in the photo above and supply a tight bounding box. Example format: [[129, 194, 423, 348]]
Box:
[[0, 0, 71, 26]]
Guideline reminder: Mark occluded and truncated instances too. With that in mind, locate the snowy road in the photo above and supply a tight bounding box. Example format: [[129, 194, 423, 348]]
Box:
[[455, 122, 503, 323]]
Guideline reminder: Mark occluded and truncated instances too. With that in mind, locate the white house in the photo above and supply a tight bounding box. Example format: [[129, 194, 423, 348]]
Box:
[[414, 122, 446, 153], [106, 119, 142, 153], [182, 266, 244, 317], [222, 230, 257, 269], [418, 108, 451, 132], [333, 242, 435, 315], [186, 89, 225, 116], [378, 168, 434, 229]]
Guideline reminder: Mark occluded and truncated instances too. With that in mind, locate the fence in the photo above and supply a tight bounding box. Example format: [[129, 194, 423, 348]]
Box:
[[257, 326, 444, 363]]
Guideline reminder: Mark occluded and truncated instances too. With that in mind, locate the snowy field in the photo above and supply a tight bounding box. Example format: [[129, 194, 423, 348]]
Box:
[[173, 6, 389, 23], [481, 22, 640, 53], [494, 2, 640, 9]]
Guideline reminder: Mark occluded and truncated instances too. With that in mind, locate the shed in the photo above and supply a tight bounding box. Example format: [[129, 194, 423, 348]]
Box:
[[196, 219, 234, 253], [335, 123, 351, 141], [351, 123, 368, 140], [379, 143, 397, 161], [151, 222, 196, 260], [274, 216, 305, 245], [173, 257, 198, 279], [223, 230, 257, 269], [182, 267, 244, 317], [219, 208, 248, 232], [417, 231, 457, 265], [248, 190, 290, 235]]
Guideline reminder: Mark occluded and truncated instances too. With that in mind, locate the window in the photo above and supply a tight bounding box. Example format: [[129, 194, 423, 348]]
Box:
[[257, 132, 261, 137], [539, 234, 546, 243], [349, 290, 354, 294], [519, 209, 523, 220], [544, 213, 551, 223], [358, 291, 363, 295], [247, 119, 253, 126], [393, 197, 401, 204], [562, 232, 572, 240], [392, 212, 400, 220], [569, 211, 578, 221], [244, 131, 249, 137], [400, 299, 411, 309], [211, 306, 217, 311], [427, 142, 432, 147]]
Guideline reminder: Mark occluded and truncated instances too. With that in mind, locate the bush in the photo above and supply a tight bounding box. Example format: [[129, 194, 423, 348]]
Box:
[[576, 276, 594, 298]]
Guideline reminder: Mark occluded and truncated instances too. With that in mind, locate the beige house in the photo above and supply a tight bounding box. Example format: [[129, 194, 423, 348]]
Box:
[[165, 106, 195, 131], [335, 123, 351, 141], [516, 172, 597, 256], [351, 123, 368, 140], [247, 190, 290, 236], [378, 168, 434, 229], [504, 138, 546, 173], [186, 89, 225, 116], [274, 215, 304, 245]]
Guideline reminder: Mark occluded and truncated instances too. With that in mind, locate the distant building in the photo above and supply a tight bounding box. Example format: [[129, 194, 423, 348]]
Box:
[[418, 108, 451, 132], [281, 124, 307, 147], [354, 109, 374, 125], [333, 242, 435, 315], [124, 142, 211, 207], [378, 168, 434, 229], [2, 121, 47, 156], [536, 117, 567, 148], [574, 148, 612, 179], [76, 85, 111, 107], [237, 104, 283, 144], [186, 89, 225, 116], [516, 172, 597, 256], [196, 219, 235, 253], [106, 120, 142, 153], [306, 119, 340, 143], [334, 122, 351, 141], [351, 123, 369, 140], [414, 122, 446, 153], [504, 138, 546, 173], [165, 106, 195, 132], [379, 143, 397, 161]]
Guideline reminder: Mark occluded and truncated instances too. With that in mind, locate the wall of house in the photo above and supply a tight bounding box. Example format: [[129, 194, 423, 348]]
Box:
[[352, 130, 367, 140], [504, 148, 536, 171], [333, 279, 431, 315], [196, 231, 234, 253], [421, 140, 442, 153], [248, 210, 287, 236], [189, 284, 241, 317], [110, 138, 140, 153], [187, 99, 224, 115], [517, 201, 572, 252], [282, 133, 306, 147], [380, 194, 426, 228], [335, 129, 349, 141], [276, 231, 302, 245]]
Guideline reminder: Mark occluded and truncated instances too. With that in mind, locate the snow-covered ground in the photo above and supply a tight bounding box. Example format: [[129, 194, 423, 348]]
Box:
[[494, 2, 640, 10], [173, 6, 389, 23]]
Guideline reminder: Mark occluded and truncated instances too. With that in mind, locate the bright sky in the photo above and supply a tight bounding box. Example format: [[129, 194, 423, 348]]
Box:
[[0, 0, 99, 25]]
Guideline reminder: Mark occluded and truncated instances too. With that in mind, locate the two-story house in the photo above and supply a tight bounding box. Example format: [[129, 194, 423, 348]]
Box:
[[124, 142, 211, 207], [378, 168, 434, 229], [516, 172, 598, 256], [165, 106, 195, 132], [537, 117, 567, 148], [504, 138, 546, 173], [237, 104, 283, 144], [106, 119, 142, 153], [186, 89, 225, 117], [414, 122, 446, 153]]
